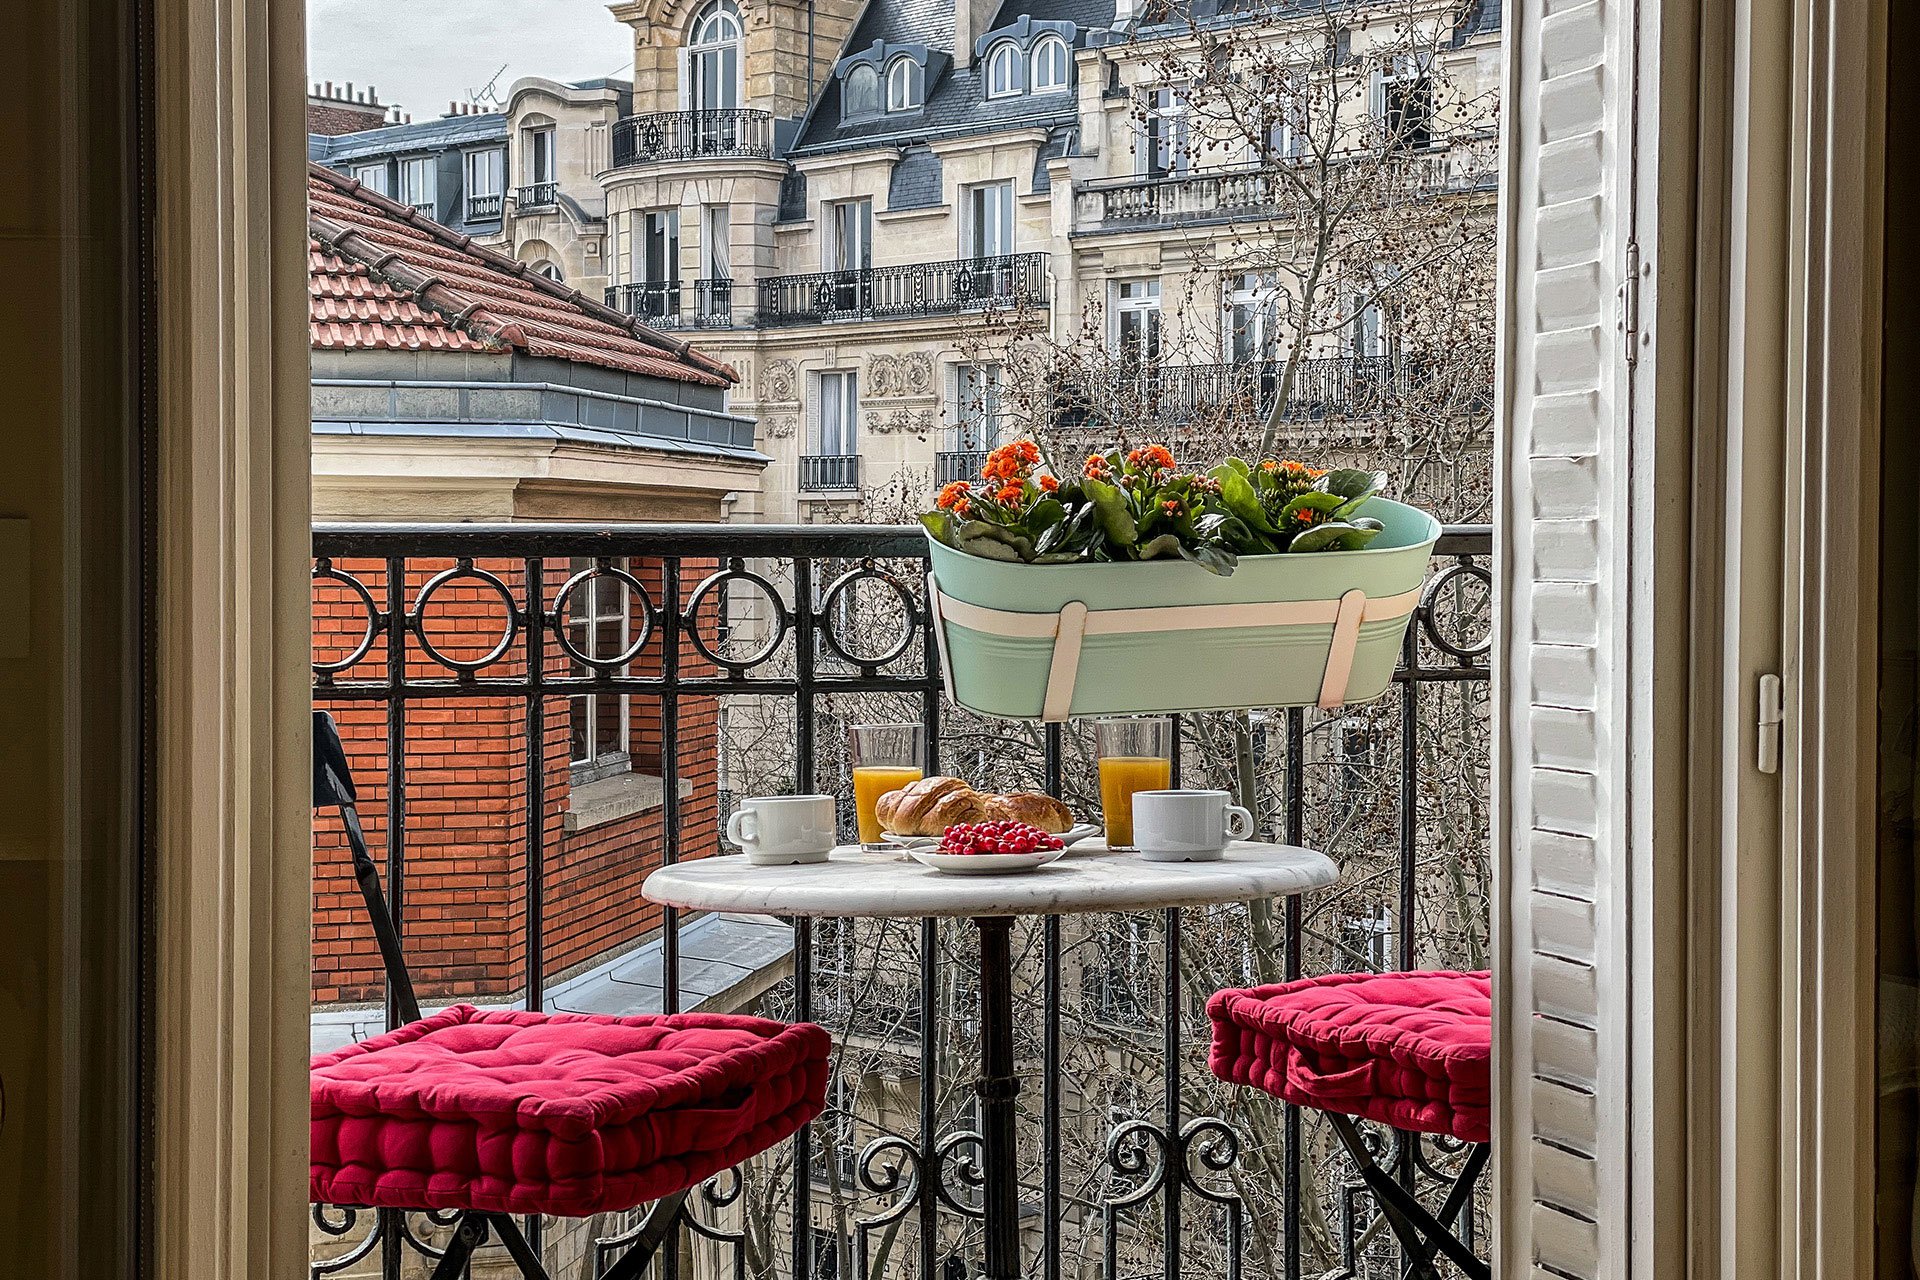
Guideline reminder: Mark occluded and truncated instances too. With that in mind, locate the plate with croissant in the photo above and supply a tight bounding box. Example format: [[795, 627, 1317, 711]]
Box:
[[875, 776, 1099, 850]]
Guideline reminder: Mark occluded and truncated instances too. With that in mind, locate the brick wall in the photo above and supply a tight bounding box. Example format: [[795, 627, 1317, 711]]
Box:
[[307, 97, 389, 136], [312, 556, 722, 1006]]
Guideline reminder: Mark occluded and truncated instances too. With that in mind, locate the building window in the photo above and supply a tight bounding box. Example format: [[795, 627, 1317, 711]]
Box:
[[886, 57, 923, 111], [524, 126, 556, 187], [1373, 55, 1433, 150], [1341, 903, 1395, 972], [568, 558, 631, 779], [826, 199, 872, 273], [811, 370, 859, 456], [811, 1228, 841, 1280], [1031, 35, 1070, 92], [967, 181, 1015, 259], [843, 64, 880, 117], [1335, 718, 1376, 804], [464, 147, 503, 218], [1226, 273, 1281, 363], [1261, 79, 1308, 159], [533, 260, 564, 282], [350, 161, 389, 196], [1143, 85, 1191, 178], [688, 0, 742, 111], [1114, 279, 1161, 364], [949, 363, 1004, 451], [398, 156, 436, 213], [702, 204, 729, 280], [986, 42, 1023, 98], [1346, 295, 1388, 358]]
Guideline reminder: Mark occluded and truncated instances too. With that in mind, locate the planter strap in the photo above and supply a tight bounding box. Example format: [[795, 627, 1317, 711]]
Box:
[[927, 583, 1423, 720]]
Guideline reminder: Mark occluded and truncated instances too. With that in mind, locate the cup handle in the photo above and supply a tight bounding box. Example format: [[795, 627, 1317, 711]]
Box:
[[727, 808, 759, 850], [1224, 805, 1255, 842]]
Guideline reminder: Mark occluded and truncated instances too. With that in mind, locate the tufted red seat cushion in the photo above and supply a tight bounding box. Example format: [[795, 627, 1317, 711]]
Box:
[[310, 1005, 831, 1217], [1207, 971, 1491, 1144]]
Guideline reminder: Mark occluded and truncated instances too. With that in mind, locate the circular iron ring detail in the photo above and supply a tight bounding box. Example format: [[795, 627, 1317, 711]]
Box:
[[550, 561, 655, 670], [312, 559, 384, 675], [818, 560, 920, 668], [409, 559, 520, 674], [684, 565, 791, 671], [1417, 560, 1493, 661]]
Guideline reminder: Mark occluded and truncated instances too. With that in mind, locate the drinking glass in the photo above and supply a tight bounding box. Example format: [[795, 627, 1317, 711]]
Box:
[[1094, 716, 1173, 849], [850, 722, 926, 847]]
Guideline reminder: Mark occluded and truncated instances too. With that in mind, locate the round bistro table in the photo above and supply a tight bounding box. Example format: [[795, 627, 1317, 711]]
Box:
[[643, 840, 1338, 1280]]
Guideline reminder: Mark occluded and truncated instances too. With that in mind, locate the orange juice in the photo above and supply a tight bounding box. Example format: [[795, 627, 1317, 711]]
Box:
[[1098, 755, 1172, 847], [854, 765, 924, 844]]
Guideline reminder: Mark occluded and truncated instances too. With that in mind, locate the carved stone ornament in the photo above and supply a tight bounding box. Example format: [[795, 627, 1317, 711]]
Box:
[[763, 359, 797, 403], [867, 353, 901, 397], [903, 351, 934, 395], [763, 415, 797, 440]]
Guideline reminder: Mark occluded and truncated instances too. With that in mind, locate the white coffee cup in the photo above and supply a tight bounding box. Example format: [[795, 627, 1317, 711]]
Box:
[[728, 795, 837, 865], [1131, 789, 1255, 862]]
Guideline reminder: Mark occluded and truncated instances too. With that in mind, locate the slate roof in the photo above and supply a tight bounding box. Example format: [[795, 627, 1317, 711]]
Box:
[[308, 164, 733, 387], [311, 112, 508, 164], [790, 0, 1117, 156]]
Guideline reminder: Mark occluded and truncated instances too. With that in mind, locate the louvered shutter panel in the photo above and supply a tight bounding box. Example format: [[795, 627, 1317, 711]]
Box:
[[1498, 0, 1642, 1269], [804, 371, 821, 454]]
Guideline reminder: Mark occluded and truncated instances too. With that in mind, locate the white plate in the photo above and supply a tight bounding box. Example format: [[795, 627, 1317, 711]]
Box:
[[884, 823, 1100, 852], [906, 847, 1069, 875]]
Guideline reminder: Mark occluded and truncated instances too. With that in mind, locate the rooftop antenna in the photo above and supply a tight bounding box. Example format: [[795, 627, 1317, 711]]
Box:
[[468, 63, 509, 111]]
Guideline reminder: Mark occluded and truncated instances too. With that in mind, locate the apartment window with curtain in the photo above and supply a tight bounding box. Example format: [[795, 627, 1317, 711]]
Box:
[[1114, 279, 1161, 365], [1143, 85, 1190, 178], [524, 126, 556, 191], [687, 0, 742, 111], [968, 182, 1015, 259], [398, 156, 435, 213], [568, 558, 632, 782], [843, 64, 881, 118], [827, 198, 872, 272], [886, 57, 923, 111], [949, 363, 1004, 451], [701, 204, 730, 319], [464, 147, 503, 219], [812, 371, 859, 455], [351, 160, 389, 195]]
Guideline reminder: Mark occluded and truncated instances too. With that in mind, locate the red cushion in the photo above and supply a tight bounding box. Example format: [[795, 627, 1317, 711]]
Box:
[[1207, 971, 1491, 1143], [310, 1005, 830, 1216]]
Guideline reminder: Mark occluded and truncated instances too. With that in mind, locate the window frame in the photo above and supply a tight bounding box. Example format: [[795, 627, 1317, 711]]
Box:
[[811, 369, 860, 457], [687, 0, 743, 112], [1113, 278, 1162, 363], [463, 147, 503, 199], [948, 362, 1004, 452], [843, 63, 881, 118], [1030, 35, 1070, 94], [985, 41, 1024, 99], [967, 181, 1016, 259], [567, 557, 633, 780], [524, 126, 556, 187], [397, 155, 435, 212], [885, 57, 923, 111], [349, 161, 389, 196]]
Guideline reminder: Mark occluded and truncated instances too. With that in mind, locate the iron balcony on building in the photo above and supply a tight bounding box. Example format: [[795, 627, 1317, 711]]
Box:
[[935, 449, 988, 487], [757, 253, 1050, 328], [609, 109, 776, 168], [306, 520, 1493, 1280], [604, 279, 736, 329], [798, 453, 862, 492], [514, 181, 559, 210], [465, 192, 504, 222], [1047, 356, 1475, 428]]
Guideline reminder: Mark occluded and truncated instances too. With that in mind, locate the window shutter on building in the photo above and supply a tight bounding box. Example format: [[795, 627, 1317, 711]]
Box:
[[1497, 0, 1644, 1269], [805, 371, 821, 454]]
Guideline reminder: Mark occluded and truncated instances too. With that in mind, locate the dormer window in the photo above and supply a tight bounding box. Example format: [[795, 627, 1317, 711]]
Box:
[[886, 58, 923, 111], [986, 42, 1023, 98], [844, 63, 881, 117], [1031, 36, 1070, 92]]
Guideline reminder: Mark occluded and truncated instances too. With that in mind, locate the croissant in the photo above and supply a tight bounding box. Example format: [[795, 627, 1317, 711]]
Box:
[[875, 776, 992, 836], [981, 792, 1074, 833]]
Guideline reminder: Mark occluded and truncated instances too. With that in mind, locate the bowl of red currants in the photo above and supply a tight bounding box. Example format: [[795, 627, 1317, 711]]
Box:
[[905, 820, 1068, 876]]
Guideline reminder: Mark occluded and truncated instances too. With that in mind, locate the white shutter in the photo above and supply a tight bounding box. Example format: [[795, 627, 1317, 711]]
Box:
[[804, 371, 821, 453], [1496, 0, 1642, 1268]]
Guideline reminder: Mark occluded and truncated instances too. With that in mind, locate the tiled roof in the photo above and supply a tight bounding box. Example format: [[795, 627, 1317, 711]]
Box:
[[308, 164, 733, 387]]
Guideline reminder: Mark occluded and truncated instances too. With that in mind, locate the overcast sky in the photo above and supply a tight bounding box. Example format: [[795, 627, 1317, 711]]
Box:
[[308, 0, 635, 121]]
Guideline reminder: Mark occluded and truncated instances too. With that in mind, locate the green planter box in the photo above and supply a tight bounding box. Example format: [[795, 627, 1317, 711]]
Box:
[[926, 498, 1442, 721]]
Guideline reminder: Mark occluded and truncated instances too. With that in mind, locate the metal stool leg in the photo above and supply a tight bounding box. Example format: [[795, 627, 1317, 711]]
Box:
[[431, 1212, 488, 1280], [595, 1190, 690, 1280], [1328, 1113, 1491, 1280], [487, 1215, 553, 1280]]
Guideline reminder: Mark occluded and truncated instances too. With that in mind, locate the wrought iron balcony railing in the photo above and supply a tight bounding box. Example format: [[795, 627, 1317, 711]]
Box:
[[465, 192, 504, 221], [610, 108, 776, 168], [514, 181, 558, 209], [799, 453, 862, 492], [1047, 355, 1492, 429], [757, 253, 1049, 328], [308, 521, 1493, 1280], [936, 448, 989, 486], [603, 278, 737, 329]]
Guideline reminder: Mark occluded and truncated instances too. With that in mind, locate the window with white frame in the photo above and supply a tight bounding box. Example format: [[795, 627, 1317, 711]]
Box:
[[398, 157, 435, 212], [1346, 295, 1388, 358], [534, 260, 564, 282], [1371, 54, 1433, 151], [1142, 85, 1191, 177], [986, 42, 1023, 98], [826, 199, 872, 272], [1226, 272, 1281, 363], [1030, 35, 1070, 92], [843, 63, 880, 118], [1084, 915, 1156, 1027], [701, 204, 729, 280], [688, 0, 741, 111], [886, 57, 923, 111], [524, 126, 556, 187], [1114, 279, 1161, 364], [948, 363, 1004, 451], [1341, 903, 1395, 972], [568, 558, 631, 779], [464, 148, 502, 209], [967, 181, 1015, 259], [1334, 717, 1376, 805], [1261, 76, 1308, 160], [811, 370, 859, 456], [350, 161, 389, 196]]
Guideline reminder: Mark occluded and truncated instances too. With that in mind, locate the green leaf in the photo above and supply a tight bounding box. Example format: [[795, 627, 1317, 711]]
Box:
[[1333, 523, 1386, 551], [955, 520, 1037, 561], [1027, 497, 1067, 533], [1320, 468, 1387, 501], [1137, 533, 1185, 560], [1080, 476, 1139, 547], [1177, 542, 1240, 576], [1288, 521, 1363, 553], [1214, 467, 1279, 533], [1279, 491, 1347, 523], [920, 511, 957, 547], [1222, 456, 1253, 477]]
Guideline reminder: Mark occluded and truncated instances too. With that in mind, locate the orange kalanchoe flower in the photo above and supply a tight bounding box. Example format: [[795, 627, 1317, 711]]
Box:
[[981, 441, 1040, 484], [1037, 473, 1060, 493], [936, 481, 973, 512], [1128, 444, 1177, 471], [1083, 453, 1113, 480], [995, 481, 1025, 504]]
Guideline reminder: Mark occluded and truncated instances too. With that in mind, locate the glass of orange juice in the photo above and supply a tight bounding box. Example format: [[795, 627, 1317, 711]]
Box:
[[1095, 717, 1173, 849], [850, 722, 926, 848]]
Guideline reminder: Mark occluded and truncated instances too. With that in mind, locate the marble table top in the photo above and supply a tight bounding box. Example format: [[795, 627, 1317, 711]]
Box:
[[642, 841, 1338, 920]]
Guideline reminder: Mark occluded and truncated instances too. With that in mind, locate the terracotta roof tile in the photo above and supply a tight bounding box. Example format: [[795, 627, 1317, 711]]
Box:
[[307, 164, 734, 387]]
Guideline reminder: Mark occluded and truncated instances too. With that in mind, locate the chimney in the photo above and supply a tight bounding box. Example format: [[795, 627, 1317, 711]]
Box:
[[955, 0, 998, 65]]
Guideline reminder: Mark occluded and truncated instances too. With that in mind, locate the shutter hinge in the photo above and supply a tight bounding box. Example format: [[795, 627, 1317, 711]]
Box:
[[1618, 241, 1644, 366], [1756, 673, 1784, 774]]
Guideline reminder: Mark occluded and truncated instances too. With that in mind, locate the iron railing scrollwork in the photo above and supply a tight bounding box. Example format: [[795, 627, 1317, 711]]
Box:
[[514, 181, 558, 209], [307, 521, 1492, 1280], [757, 253, 1049, 327], [603, 278, 736, 328], [935, 449, 989, 487], [610, 108, 776, 168], [799, 454, 862, 492], [465, 192, 504, 221]]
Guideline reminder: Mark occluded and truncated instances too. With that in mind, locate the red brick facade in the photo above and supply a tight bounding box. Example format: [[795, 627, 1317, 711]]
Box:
[[312, 556, 722, 1005]]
